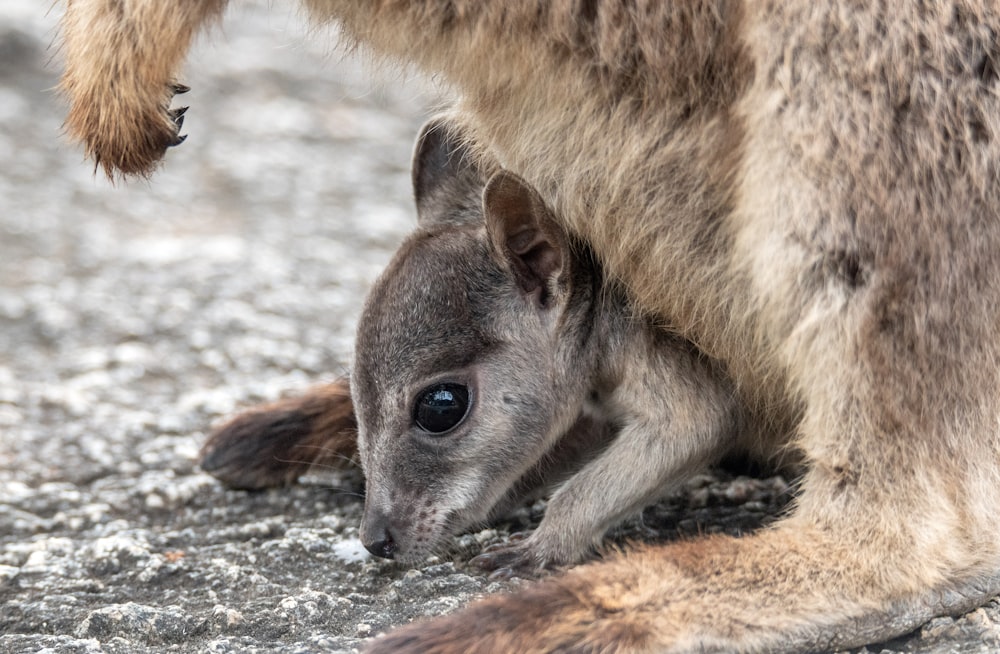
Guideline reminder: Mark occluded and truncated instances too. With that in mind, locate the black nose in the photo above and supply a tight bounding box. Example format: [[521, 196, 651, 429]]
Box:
[[364, 532, 397, 559], [361, 512, 397, 559]]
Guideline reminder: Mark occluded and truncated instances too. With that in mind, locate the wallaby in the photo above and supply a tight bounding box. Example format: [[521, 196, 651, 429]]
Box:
[[350, 118, 740, 570], [201, 117, 746, 571], [60, 1, 1000, 652]]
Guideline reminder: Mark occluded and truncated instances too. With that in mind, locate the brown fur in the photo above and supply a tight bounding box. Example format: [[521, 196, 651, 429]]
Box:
[[200, 376, 357, 489], [59, 1, 1000, 651], [60, 0, 225, 177]]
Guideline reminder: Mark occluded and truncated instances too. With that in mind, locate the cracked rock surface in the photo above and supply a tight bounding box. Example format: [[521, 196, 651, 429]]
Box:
[[1, 2, 999, 652]]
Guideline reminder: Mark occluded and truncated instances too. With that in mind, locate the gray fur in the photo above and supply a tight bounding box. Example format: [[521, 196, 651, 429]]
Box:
[[352, 119, 739, 569]]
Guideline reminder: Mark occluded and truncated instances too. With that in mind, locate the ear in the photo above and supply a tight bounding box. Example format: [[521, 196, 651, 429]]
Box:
[[483, 171, 570, 310], [411, 115, 484, 227]]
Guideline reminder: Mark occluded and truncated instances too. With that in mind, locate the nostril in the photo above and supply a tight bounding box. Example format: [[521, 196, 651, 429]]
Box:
[[361, 509, 400, 559], [364, 529, 397, 560]]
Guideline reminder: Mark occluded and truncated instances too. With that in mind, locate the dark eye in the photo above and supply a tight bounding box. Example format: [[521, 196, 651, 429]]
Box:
[[413, 383, 471, 434]]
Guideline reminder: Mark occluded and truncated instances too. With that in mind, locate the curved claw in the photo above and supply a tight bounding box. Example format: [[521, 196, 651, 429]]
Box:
[[470, 542, 543, 578], [487, 567, 519, 581], [166, 105, 188, 148], [476, 531, 529, 558], [172, 83, 191, 95]]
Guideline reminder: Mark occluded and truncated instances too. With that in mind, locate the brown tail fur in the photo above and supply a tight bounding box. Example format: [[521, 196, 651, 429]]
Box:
[[200, 376, 357, 489]]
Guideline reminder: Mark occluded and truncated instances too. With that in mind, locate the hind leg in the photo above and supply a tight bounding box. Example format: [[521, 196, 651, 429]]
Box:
[[365, 385, 1000, 652], [366, 524, 1000, 654]]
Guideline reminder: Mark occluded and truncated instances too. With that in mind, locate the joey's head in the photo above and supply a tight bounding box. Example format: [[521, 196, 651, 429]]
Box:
[[353, 117, 599, 563]]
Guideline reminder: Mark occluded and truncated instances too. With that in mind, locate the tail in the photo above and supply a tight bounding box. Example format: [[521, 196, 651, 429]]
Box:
[[59, 0, 227, 178], [200, 376, 357, 489]]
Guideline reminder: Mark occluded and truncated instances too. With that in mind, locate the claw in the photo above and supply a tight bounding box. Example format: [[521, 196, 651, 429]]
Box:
[[471, 547, 535, 573], [470, 551, 504, 570], [172, 83, 191, 95], [167, 107, 188, 147], [478, 533, 528, 557], [487, 567, 519, 581]]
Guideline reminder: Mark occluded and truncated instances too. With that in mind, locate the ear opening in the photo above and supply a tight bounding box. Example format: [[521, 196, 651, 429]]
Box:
[[483, 171, 569, 309], [411, 115, 484, 226]]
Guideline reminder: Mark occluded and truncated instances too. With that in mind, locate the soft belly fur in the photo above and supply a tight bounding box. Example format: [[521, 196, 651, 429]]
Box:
[[59, 1, 1000, 652]]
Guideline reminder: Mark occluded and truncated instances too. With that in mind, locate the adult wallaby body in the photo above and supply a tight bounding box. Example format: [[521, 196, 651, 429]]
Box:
[[61, 1, 1000, 652]]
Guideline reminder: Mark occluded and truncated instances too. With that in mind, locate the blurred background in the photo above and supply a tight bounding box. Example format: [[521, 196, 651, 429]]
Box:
[[1, 1, 434, 489]]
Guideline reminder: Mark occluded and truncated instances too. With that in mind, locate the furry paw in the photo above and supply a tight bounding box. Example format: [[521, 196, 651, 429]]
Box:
[[62, 78, 194, 179], [58, 0, 227, 179], [470, 533, 553, 579]]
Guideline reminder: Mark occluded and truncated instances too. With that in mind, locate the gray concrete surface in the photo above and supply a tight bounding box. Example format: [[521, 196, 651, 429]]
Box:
[[1, 2, 999, 652]]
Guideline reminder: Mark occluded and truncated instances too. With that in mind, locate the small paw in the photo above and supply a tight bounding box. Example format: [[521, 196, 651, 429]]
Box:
[[470, 533, 550, 579], [79, 79, 195, 178]]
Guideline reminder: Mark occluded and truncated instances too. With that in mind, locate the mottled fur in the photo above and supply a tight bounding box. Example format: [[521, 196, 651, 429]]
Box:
[[59, 1, 1000, 652]]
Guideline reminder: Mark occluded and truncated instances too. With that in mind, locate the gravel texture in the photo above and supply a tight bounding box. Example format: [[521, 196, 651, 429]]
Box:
[[2, 3, 1000, 652]]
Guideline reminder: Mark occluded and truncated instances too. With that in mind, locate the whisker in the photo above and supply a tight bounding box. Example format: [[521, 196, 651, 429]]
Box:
[[270, 451, 359, 469], [314, 488, 367, 500]]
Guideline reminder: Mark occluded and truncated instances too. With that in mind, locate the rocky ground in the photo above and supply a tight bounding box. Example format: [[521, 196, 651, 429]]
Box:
[[1, 3, 999, 652]]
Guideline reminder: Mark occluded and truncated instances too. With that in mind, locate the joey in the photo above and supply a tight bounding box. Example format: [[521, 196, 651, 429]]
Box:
[[352, 119, 739, 572]]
